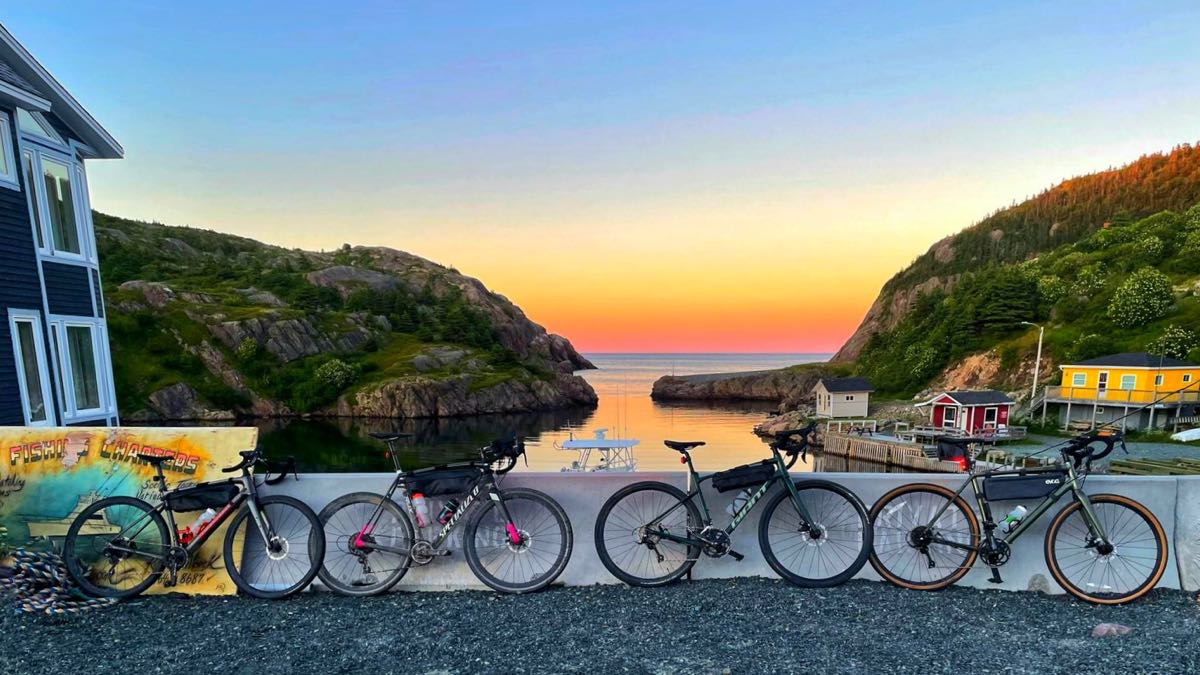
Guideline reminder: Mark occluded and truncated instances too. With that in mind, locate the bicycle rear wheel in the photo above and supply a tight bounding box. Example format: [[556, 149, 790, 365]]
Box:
[[1045, 494, 1168, 605], [318, 492, 414, 596], [223, 495, 325, 599], [759, 480, 872, 587], [594, 481, 701, 587], [868, 483, 980, 590], [464, 487, 572, 593], [63, 496, 169, 599]]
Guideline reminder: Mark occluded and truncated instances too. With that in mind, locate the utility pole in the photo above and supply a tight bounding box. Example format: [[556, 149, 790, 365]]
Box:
[[1021, 322, 1044, 404]]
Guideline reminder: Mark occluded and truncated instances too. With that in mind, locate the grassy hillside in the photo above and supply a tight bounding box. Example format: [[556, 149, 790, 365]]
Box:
[[94, 213, 595, 419], [856, 203, 1200, 396]]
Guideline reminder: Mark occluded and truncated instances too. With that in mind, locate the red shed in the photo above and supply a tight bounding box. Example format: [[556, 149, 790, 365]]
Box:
[[917, 390, 1015, 435]]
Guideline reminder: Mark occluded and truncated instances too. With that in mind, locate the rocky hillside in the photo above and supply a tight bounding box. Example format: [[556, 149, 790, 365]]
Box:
[[836, 144, 1200, 363], [651, 364, 847, 410], [95, 213, 597, 421]]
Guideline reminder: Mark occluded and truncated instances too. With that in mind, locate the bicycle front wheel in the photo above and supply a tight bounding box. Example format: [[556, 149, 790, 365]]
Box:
[[63, 496, 169, 599], [223, 495, 325, 599], [464, 487, 573, 593], [318, 492, 414, 596], [594, 481, 701, 587], [759, 480, 872, 587], [1045, 493, 1168, 605]]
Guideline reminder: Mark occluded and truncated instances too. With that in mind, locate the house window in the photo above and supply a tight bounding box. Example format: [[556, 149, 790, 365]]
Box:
[[41, 156, 80, 254], [942, 407, 956, 427], [9, 311, 53, 426], [22, 146, 92, 261], [0, 113, 17, 189], [984, 407, 998, 427], [845, 395, 854, 401], [1119, 374, 1136, 390], [17, 108, 64, 145], [1186, 374, 1194, 384], [1155, 374, 1164, 387], [1071, 373, 1086, 387], [48, 317, 112, 419]]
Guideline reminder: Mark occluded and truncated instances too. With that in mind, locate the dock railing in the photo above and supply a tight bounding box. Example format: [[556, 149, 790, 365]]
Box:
[[823, 433, 961, 472], [1043, 386, 1200, 406]]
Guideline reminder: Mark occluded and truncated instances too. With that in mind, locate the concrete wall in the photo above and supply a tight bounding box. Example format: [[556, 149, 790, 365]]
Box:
[[267, 472, 1197, 594]]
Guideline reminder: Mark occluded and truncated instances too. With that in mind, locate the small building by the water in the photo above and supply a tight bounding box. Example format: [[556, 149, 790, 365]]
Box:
[[813, 377, 873, 418], [1039, 352, 1200, 431], [918, 390, 1014, 435]]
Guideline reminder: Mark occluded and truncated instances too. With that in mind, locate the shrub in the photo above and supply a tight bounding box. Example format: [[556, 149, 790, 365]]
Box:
[[1107, 268, 1174, 327], [314, 358, 358, 391], [1070, 334, 1117, 362], [1037, 275, 1067, 305], [235, 337, 259, 361], [1149, 325, 1198, 361], [1071, 263, 1107, 297]]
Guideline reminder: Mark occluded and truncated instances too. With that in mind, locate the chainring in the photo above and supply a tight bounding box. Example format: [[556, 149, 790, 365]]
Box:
[[698, 526, 731, 558]]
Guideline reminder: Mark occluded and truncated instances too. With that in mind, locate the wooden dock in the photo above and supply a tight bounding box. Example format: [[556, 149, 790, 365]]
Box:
[[821, 433, 962, 472], [1108, 458, 1200, 476]]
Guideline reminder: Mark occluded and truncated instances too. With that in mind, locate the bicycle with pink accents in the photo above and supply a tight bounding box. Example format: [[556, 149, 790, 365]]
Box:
[[317, 435, 573, 595]]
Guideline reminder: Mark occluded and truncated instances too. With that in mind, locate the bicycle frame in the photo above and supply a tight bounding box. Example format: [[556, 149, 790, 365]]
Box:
[[645, 445, 816, 548], [923, 460, 1110, 552], [355, 466, 520, 557]]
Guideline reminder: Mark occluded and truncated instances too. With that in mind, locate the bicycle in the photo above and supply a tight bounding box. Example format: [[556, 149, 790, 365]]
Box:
[[318, 434, 573, 595], [63, 448, 325, 600], [868, 430, 1168, 605], [593, 424, 873, 587]]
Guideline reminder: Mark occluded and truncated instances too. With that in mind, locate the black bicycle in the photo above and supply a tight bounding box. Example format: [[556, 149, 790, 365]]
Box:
[[318, 435, 573, 595], [869, 431, 1168, 605], [594, 424, 872, 587], [63, 449, 324, 600]]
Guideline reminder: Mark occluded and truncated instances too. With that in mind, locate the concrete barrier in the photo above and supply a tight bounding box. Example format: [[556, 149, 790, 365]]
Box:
[[267, 472, 1197, 593]]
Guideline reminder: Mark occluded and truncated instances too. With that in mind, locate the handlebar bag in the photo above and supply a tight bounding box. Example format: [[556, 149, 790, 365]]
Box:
[[408, 467, 481, 497], [164, 481, 240, 512], [711, 460, 775, 493], [982, 470, 1067, 501]]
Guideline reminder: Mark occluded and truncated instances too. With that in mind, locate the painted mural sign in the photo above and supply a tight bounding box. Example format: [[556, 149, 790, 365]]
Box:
[[0, 426, 257, 596]]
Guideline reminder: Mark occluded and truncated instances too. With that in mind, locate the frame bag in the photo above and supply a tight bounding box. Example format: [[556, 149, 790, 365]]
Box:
[[164, 481, 240, 512], [982, 470, 1067, 501], [408, 467, 481, 497], [711, 460, 775, 493]]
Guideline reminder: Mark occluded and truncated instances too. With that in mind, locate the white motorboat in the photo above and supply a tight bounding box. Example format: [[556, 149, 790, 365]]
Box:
[[1171, 427, 1200, 443], [556, 428, 639, 472]]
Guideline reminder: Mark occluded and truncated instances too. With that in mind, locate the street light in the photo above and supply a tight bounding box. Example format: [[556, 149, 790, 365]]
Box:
[[1021, 321, 1044, 402]]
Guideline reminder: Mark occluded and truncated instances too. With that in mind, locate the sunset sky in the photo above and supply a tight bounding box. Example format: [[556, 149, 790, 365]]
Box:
[[7, 3, 1200, 352]]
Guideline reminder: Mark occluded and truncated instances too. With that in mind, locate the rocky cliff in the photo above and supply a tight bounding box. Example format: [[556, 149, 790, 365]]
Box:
[[650, 365, 839, 409], [95, 213, 596, 421]]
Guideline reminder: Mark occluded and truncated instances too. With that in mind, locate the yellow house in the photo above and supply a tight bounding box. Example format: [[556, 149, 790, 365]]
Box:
[[1040, 352, 1200, 430]]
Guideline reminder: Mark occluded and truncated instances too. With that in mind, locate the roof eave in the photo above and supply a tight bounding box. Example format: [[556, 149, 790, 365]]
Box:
[[0, 23, 123, 159]]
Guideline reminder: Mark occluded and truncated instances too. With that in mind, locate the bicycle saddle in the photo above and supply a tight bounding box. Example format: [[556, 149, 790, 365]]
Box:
[[663, 440, 706, 452], [369, 432, 412, 442], [137, 454, 170, 466]]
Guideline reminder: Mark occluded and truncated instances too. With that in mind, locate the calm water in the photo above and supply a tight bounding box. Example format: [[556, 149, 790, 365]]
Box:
[[260, 353, 828, 473]]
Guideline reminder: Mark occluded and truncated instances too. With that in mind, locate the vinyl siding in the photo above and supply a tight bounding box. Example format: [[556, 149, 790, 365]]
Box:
[[0, 104, 44, 424], [43, 261, 94, 316]]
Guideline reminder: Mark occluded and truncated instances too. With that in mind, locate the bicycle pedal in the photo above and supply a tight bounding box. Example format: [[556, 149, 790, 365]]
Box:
[[988, 568, 1003, 584], [728, 550, 745, 562]]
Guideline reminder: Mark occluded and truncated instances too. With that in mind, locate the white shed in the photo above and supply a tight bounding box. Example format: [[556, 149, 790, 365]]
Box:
[[813, 377, 873, 418]]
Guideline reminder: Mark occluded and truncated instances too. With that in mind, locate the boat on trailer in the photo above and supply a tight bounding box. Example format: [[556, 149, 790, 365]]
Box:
[[556, 428, 639, 472]]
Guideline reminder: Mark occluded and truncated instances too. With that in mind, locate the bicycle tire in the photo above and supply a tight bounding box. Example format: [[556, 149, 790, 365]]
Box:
[[594, 481, 702, 587]]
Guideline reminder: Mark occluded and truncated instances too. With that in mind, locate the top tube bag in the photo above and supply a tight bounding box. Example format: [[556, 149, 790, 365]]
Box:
[[711, 460, 775, 493]]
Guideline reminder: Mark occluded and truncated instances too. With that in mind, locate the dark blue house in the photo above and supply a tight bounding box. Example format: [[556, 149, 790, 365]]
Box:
[[0, 24, 123, 427]]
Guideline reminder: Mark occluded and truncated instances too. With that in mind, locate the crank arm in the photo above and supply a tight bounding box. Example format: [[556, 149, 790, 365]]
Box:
[[728, 549, 745, 562]]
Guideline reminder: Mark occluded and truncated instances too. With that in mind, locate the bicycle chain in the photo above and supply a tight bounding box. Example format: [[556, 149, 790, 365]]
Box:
[[0, 549, 117, 616]]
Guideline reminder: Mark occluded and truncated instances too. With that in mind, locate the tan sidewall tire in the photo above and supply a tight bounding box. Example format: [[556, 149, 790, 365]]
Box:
[[868, 483, 980, 591], [1044, 493, 1168, 605]]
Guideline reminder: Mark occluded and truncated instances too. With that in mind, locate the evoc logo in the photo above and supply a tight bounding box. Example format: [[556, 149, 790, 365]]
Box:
[[1044, 477, 1061, 485]]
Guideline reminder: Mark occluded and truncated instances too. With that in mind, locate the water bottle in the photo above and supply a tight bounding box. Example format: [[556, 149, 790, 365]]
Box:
[[412, 493, 430, 527], [437, 499, 459, 525], [726, 489, 752, 517], [193, 508, 218, 532], [999, 505, 1027, 533]]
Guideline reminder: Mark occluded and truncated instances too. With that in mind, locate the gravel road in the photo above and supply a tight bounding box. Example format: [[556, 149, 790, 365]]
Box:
[[2, 579, 1197, 674]]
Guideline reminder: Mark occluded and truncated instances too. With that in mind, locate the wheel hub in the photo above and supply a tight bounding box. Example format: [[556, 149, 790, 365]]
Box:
[[801, 522, 827, 545], [507, 529, 531, 554], [266, 537, 290, 561], [908, 526, 934, 548]]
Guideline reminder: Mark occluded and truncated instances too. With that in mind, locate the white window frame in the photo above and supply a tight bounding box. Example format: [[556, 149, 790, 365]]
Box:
[[21, 142, 94, 263], [47, 315, 115, 421], [8, 310, 55, 426], [1097, 371, 1109, 391], [984, 406, 998, 428], [1119, 374, 1137, 390], [1155, 374, 1165, 387], [941, 406, 955, 427], [1185, 374, 1194, 384], [1071, 372, 1087, 387], [17, 108, 65, 148], [0, 112, 18, 190]]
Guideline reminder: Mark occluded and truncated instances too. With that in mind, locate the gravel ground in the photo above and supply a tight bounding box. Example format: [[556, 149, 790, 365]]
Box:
[[2, 579, 1197, 674]]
